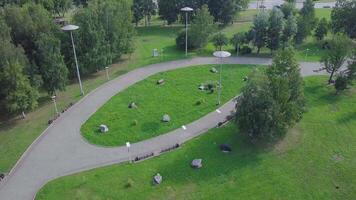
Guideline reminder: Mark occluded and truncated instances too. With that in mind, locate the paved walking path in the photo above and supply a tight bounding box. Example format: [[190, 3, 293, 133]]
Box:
[[0, 56, 326, 200]]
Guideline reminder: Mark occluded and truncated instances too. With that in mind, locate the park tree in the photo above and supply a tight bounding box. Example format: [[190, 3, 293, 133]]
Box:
[[267, 47, 305, 124], [236, 48, 305, 141], [53, 0, 72, 17], [36, 33, 68, 95], [230, 32, 246, 53], [251, 11, 269, 54], [235, 70, 281, 140], [132, 0, 156, 27], [267, 7, 285, 52], [314, 18, 328, 41], [208, 0, 248, 25], [295, 0, 316, 44], [3, 3, 66, 92], [132, 0, 144, 26], [68, 0, 135, 75], [321, 34, 352, 84], [0, 18, 38, 116], [331, 0, 356, 39], [212, 33, 229, 51], [281, 14, 297, 48], [280, 1, 297, 19], [176, 4, 216, 50]]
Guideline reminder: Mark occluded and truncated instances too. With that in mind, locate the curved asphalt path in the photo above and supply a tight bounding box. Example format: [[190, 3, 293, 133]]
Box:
[[0, 56, 327, 200]]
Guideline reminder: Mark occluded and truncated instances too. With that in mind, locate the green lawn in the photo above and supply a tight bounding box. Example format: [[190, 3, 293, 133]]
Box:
[[36, 76, 356, 200], [0, 8, 333, 173], [82, 64, 254, 146]]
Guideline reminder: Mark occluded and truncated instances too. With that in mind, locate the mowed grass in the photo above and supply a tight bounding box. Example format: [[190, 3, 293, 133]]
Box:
[[0, 8, 332, 173], [37, 76, 356, 200], [82, 65, 254, 146]]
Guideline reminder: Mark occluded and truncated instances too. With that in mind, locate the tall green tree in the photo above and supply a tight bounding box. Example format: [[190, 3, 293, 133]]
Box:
[[281, 14, 297, 48], [132, 0, 156, 26], [267, 47, 305, 124], [235, 70, 280, 140], [314, 18, 328, 40], [68, 0, 135, 75], [36, 33, 68, 95], [3, 3, 66, 93], [321, 34, 352, 84], [230, 32, 246, 53], [236, 48, 305, 141], [252, 11, 269, 54], [331, 0, 356, 39], [267, 7, 285, 52], [295, 0, 316, 44], [176, 4, 216, 50], [0, 18, 38, 116], [212, 32, 229, 51]]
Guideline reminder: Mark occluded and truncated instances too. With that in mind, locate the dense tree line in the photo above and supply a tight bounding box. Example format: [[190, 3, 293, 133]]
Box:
[[158, 0, 249, 25], [132, 0, 157, 26], [0, 0, 135, 117]]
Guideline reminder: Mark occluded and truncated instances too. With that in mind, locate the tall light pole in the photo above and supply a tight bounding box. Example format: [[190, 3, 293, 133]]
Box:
[[61, 25, 84, 96], [51, 95, 59, 115], [213, 51, 231, 105], [105, 67, 110, 80], [181, 7, 194, 57], [126, 142, 131, 163]]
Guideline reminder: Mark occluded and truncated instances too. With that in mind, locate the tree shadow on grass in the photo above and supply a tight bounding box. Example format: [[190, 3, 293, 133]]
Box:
[[141, 121, 161, 134], [337, 112, 356, 124]]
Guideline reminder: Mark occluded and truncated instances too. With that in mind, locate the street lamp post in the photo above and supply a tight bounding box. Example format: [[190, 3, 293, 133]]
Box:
[[51, 95, 59, 115], [213, 51, 231, 105], [126, 142, 131, 163], [105, 67, 110, 80], [181, 7, 194, 56], [61, 25, 84, 96]]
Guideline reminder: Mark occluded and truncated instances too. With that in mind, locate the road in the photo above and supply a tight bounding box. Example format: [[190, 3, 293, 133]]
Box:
[[248, 0, 335, 9]]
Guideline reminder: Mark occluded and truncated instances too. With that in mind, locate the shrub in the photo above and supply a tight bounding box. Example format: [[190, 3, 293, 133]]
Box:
[[240, 46, 252, 55], [335, 75, 348, 93]]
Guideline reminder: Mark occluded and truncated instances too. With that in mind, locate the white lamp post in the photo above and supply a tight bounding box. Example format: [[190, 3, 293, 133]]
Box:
[[61, 25, 84, 96], [181, 7, 194, 56], [213, 51, 231, 105], [126, 142, 131, 163], [51, 95, 59, 115]]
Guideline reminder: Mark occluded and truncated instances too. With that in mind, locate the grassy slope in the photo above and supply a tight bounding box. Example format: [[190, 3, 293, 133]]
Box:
[[82, 65, 254, 146], [36, 76, 356, 200], [0, 8, 332, 172]]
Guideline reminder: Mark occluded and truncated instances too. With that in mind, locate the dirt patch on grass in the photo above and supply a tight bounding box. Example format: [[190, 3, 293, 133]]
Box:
[[274, 125, 303, 154]]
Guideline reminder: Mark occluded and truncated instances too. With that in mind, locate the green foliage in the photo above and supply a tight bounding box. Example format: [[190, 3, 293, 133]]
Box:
[[314, 18, 328, 40], [267, 7, 285, 52], [3, 3, 61, 88], [69, 0, 135, 75], [158, 0, 248, 25], [321, 34, 352, 83], [230, 32, 246, 53], [235, 70, 281, 140], [334, 75, 348, 93], [280, 1, 297, 19], [331, 0, 356, 39], [131, 0, 157, 26], [251, 11, 269, 54], [295, 0, 316, 44], [267, 48, 305, 124], [0, 18, 38, 115], [236, 48, 304, 141], [176, 5, 216, 50], [36, 33, 68, 95], [212, 32, 229, 51], [281, 14, 298, 47], [189, 5, 216, 49]]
